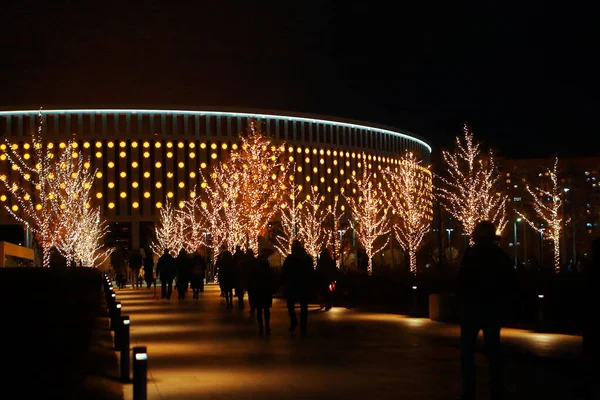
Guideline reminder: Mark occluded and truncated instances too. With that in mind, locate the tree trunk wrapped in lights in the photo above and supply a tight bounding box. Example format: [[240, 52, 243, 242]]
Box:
[[326, 194, 349, 269], [515, 158, 563, 272], [178, 189, 210, 254], [1, 110, 62, 267], [274, 178, 302, 257], [297, 189, 329, 268], [437, 124, 508, 245], [344, 154, 390, 275], [150, 199, 185, 257], [383, 151, 433, 275]]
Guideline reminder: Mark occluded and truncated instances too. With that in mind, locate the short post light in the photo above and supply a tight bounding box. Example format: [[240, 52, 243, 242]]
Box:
[[120, 315, 130, 382], [133, 346, 148, 400], [537, 293, 545, 326]]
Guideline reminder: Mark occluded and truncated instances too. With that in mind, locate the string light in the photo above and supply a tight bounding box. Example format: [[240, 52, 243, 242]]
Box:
[[516, 158, 563, 272], [383, 151, 433, 275], [437, 125, 508, 244], [344, 153, 390, 275]]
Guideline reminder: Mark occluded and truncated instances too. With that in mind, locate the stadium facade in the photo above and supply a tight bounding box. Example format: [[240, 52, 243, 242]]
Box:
[[0, 108, 432, 251]]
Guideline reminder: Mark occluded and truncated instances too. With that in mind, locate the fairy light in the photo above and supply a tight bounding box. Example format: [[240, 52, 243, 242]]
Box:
[[150, 199, 184, 257], [297, 191, 329, 268], [437, 125, 508, 244], [274, 178, 302, 257], [383, 151, 433, 275], [344, 153, 390, 275], [516, 158, 563, 272]]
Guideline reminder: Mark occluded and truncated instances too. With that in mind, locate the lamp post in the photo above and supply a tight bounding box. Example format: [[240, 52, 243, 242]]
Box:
[[513, 217, 521, 268]]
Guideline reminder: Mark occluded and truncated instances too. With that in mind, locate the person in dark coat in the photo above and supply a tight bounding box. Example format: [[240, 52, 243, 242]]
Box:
[[249, 249, 275, 336], [111, 244, 127, 289], [216, 250, 235, 308], [143, 249, 155, 289], [156, 248, 176, 300], [175, 249, 192, 300], [129, 249, 144, 289], [244, 248, 258, 316], [190, 249, 206, 299], [315, 247, 336, 311], [233, 246, 247, 308], [281, 240, 314, 336], [457, 220, 516, 400]]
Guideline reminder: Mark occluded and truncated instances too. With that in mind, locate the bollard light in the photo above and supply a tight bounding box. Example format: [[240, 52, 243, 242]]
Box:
[[120, 315, 131, 382], [111, 302, 122, 333], [133, 346, 148, 400], [538, 294, 544, 299], [412, 286, 417, 290]]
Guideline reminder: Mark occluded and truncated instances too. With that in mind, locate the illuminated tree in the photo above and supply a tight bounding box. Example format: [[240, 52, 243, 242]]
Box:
[[274, 178, 302, 257], [383, 151, 433, 274], [74, 206, 113, 267], [437, 125, 508, 244], [1, 110, 62, 267], [179, 189, 210, 254], [50, 142, 96, 267], [199, 122, 290, 253], [297, 189, 329, 268], [516, 158, 563, 272], [344, 157, 390, 275], [325, 194, 349, 268], [150, 199, 184, 257]]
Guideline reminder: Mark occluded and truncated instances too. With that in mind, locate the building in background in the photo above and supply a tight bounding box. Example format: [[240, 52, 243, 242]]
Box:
[[0, 108, 432, 253]]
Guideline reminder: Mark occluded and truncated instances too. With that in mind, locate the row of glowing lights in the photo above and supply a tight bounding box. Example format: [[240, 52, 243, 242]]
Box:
[[0, 141, 404, 165]]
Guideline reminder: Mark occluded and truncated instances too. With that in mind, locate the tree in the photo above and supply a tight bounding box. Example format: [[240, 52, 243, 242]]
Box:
[[150, 199, 184, 257], [383, 151, 433, 274], [1, 110, 62, 267], [297, 189, 329, 268], [437, 125, 508, 245], [516, 158, 563, 272], [344, 155, 390, 275], [74, 206, 113, 267], [325, 194, 349, 268], [274, 178, 302, 257]]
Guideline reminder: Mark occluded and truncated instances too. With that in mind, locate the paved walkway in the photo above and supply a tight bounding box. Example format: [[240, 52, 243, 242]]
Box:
[[115, 285, 583, 400]]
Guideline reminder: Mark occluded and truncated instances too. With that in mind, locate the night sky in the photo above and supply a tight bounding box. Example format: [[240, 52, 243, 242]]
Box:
[[0, 1, 595, 159]]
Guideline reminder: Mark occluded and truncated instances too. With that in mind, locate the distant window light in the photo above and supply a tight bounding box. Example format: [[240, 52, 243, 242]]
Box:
[[513, 184, 518, 188], [513, 197, 522, 202], [585, 171, 590, 175]]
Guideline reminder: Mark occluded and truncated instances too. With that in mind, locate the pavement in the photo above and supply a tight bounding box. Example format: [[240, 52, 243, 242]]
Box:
[[114, 284, 584, 400]]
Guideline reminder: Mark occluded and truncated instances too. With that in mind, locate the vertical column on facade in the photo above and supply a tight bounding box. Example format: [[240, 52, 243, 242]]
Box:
[[117, 137, 129, 222], [141, 137, 152, 217], [175, 139, 186, 210], [105, 138, 117, 219], [130, 137, 141, 247]]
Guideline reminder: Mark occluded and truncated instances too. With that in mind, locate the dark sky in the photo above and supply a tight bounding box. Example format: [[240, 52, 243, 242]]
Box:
[[0, 1, 596, 158]]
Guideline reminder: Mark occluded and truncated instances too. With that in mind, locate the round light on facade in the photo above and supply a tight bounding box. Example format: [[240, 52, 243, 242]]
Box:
[[155, 162, 162, 168], [144, 192, 150, 198], [143, 151, 150, 158], [36, 203, 42, 210], [120, 151, 126, 158], [96, 152, 102, 158], [189, 172, 196, 178], [167, 172, 174, 178], [200, 143, 206, 149], [179, 201, 185, 208], [200, 162, 207, 169], [119, 141, 126, 148], [0, 195, 6, 202], [108, 162, 114, 168], [120, 172, 127, 178], [189, 142, 195, 149], [178, 182, 185, 188], [108, 182, 115, 189], [221, 143, 228, 150], [143, 172, 150, 178], [155, 142, 162, 148], [131, 161, 138, 168], [132, 201, 139, 208], [131, 141, 138, 148], [155, 182, 162, 188], [107, 142, 114, 148], [11, 205, 18, 211], [96, 172, 103, 178], [167, 191, 174, 198], [189, 152, 195, 158], [120, 192, 127, 198], [132, 182, 139, 188], [156, 202, 162, 208], [211, 153, 217, 159], [96, 192, 103, 199], [211, 143, 217, 150], [167, 152, 173, 158], [143, 142, 150, 148], [166, 142, 173, 148], [108, 202, 115, 209], [178, 142, 184, 149], [178, 162, 184, 168]]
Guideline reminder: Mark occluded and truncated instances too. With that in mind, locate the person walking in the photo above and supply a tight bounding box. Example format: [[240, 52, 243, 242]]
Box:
[[111, 243, 127, 289], [233, 246, 247, 308], [175, 249, 192, 300], [457, 220, 516, 400], [190, 249, 206, 299], [143, 249, 155, 289], [216, 249, 235, 308], [156, 248, 176, 300], [281, 240, 314, 337], [129, 249, 144, 289], [315, 247, 336, 311], [248, 249, 275, 336]]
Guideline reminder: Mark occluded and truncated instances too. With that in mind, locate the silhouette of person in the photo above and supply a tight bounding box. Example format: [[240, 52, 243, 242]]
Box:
[[156, 248, 176, 300], [233, 246, 247, 308], [315, 247, 336, 311], [175, 249, 192, 300], [249, 249, 275, 336], [143, 249, 155, 289], [190, 249, 206, 298], [111, 243, 127, 289], [281, 240, 314, 336], [129, 249, 144, 289], [216, 249, 235, 308], [458, 220, 515, 400], [582, 236, 600, 399]]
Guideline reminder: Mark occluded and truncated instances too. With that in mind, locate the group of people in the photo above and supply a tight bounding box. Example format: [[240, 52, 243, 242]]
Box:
[[110, 244, 157, 290], [154, 248, 207, 300]]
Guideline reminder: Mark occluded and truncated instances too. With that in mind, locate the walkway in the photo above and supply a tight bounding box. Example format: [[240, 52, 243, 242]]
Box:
[[115, 285, 583, 400]]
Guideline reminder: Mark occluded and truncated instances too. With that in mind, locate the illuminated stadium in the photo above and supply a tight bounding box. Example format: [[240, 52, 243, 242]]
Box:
[[0, 108, 432, 253]]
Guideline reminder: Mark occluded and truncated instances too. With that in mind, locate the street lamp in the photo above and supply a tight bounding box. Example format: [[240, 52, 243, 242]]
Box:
[[513, 217, 522, 268]]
